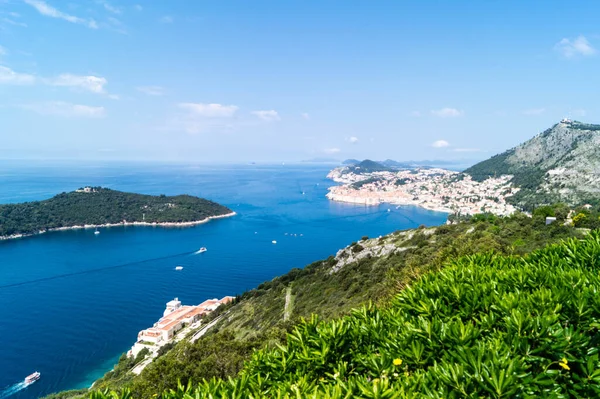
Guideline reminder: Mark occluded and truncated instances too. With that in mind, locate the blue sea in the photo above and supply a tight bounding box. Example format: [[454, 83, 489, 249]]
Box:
[[0, 161, 447, 399]]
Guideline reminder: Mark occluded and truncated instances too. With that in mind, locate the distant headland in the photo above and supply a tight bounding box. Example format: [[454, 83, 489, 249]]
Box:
[[0, 187, 235, 241]]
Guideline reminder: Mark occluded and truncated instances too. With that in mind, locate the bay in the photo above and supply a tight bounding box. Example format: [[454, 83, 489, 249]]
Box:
[[0, 161, 447, 398]]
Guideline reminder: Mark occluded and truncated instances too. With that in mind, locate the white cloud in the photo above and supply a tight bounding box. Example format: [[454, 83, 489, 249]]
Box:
[[24, 0, 98, 29], [160, 15, 174, 24], [431, 140, 450, 148], [522, 108, 545, 116], [178, 103, 238, 118], [98, 1, 121, 14], [2, 17, 28, 27], [23, 101, 105, 118], [136, 86, 164, 96], [0, 68, 114, 96], [134, 5, 143, 11], [430, 108, 464, 118], [348, 136, 359, 144], [410, 111, 422, 117], [46, 74, 107, 94], [0, 45, 5, 56], [301, 112, 310, 120], [0, 66, 35, 84], [555, 35, 596, 58], [452, 148, 482, 153], [324, 147, 341, 154], [251, 110, 280, 122]]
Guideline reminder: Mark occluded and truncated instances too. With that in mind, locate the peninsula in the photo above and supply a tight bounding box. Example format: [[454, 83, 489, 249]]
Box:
[[0, 187, 234, 240]]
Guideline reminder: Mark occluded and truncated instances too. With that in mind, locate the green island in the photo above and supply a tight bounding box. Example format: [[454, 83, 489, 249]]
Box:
[[45, 204, 600, 398], [0, 187, 233, 239]]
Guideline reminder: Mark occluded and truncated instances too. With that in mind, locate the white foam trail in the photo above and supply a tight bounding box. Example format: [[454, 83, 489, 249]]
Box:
[[0, 382, 28, 399]]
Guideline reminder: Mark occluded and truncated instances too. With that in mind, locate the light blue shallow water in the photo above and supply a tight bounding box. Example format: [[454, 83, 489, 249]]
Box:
[[0, 161, 447, 398]]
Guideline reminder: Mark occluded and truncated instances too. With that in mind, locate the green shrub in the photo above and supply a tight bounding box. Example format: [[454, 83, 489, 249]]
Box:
[[351, 244, 364, 253], [93, 232, 600, 398]]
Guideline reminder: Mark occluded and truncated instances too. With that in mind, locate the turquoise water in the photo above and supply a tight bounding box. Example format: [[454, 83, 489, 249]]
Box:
[[0, 161, 447, 398]]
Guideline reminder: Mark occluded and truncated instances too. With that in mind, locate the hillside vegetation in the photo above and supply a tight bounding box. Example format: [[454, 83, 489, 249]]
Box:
[[465, 120, 600, 209], [44, 209, 588, 399], [90, 230, 600, 398], [0, 187, 232, 237]]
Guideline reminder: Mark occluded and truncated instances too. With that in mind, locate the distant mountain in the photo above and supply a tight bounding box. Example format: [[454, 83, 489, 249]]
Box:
[[346, 159, 393, 173], [464, 120, 600, 209], [342, 159, 361, 165], [349, 158, 474, 170], [379, 159, 413, 168]]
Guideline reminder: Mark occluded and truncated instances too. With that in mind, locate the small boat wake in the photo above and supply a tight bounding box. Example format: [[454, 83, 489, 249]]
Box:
[[0, 372, 40, 398], [193, 247, 207, 255], [0, 382, 28, 399]]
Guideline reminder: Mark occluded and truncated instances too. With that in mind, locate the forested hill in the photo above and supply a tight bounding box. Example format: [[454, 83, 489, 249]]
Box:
[[0, 187, 232, 237], [464, 120, 600, 209]]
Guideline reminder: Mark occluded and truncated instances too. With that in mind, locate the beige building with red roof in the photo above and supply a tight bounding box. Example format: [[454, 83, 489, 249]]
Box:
[[129, 295, 235, 357]]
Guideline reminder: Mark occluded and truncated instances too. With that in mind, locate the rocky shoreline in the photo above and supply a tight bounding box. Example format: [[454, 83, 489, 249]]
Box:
[[0, 211, 236, 241]]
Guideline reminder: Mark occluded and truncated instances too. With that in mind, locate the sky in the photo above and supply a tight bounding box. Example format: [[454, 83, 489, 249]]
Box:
[[0, 1, 599, 163]]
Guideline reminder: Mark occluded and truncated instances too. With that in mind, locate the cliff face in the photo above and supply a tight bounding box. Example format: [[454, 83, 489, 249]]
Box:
[[465, 120, 600, 208]]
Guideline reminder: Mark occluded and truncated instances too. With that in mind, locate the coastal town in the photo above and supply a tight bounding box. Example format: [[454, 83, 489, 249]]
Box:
[[326, 166, 518, 216]]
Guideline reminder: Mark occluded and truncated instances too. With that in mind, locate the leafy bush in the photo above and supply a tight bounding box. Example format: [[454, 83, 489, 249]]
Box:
[[573, 212, 587, 227], [92, 232, 600, 398], [351, 244, 364, 253]]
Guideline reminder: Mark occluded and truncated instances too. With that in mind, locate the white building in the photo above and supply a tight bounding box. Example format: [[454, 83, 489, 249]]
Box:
[[129, 296, 235, 357]]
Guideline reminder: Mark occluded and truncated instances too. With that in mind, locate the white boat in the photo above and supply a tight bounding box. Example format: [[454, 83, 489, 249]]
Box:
[[198, 247, 207, 253], [24, 371, 40, 384], [272, 240, 277, 244], [94, 229, 100, 235], [175, 266, 183, 271]]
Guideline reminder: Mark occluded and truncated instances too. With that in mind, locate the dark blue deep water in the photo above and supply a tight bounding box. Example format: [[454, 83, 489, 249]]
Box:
[[0, 161, 447, 398]]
